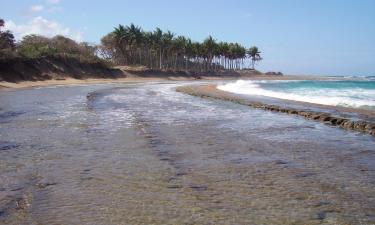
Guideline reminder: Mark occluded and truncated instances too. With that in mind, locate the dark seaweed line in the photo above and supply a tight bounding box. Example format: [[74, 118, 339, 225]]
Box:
[[176, 86, 375, 137]]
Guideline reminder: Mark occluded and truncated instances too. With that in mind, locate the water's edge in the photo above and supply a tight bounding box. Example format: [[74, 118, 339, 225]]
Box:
[[217, 79, 375, 110], [176, 85, 375, 137]]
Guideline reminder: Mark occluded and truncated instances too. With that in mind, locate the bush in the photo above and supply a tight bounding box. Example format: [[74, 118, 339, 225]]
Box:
[[16, 34, 102, 63], [17, 35, 57, 58], [1, 19, 105, 64], [0, 19, 15, 50]]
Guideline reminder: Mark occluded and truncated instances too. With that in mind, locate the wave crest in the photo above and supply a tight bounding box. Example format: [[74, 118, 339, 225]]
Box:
[[217, 80, 375, 109]]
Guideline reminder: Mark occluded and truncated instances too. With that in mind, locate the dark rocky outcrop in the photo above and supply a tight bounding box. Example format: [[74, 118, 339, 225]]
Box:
[[265, 71, 283, 76]]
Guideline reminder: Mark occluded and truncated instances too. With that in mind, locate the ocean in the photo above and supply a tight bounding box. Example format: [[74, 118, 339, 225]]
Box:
[[218, 78, 375, 110]]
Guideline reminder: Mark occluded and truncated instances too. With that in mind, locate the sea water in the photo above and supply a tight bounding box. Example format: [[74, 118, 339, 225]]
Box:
[[218, 78, 375, 110]]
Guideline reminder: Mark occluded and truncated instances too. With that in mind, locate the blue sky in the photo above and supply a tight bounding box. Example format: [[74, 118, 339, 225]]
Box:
[[1, 0, 375, 76]]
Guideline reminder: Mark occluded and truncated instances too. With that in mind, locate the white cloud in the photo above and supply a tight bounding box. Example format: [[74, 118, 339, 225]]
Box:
[[4, 17, 83, 42], [29, 4, 45, 13], [46, 0, 61, 4]]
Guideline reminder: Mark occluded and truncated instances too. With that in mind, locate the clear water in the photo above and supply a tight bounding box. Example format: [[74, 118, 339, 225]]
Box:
[[1, 82, 375, 224], [218, 79, 375, 110]]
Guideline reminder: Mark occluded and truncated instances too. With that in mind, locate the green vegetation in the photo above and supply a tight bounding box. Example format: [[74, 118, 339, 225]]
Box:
[[0, 19, 99, 63], [16, 35, 98, 61], [247, 46, 262, 70], [0, 18, 16, 57], [99, 23, 262, 71], [1, 19, 262, 71]]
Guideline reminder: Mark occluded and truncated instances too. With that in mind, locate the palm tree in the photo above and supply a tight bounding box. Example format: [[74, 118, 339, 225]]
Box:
[[173, 36, 187, 70], [142, 31, 154, 68], [185, 38, 194, 70], [152, 28, 163, 69], [126, 23, 143, 64], [247, 46, 262, 70], [103, 23, 259, 72], [112, 25, 129, 64], [202, 36, 217, 71], [192, 42, 203, 71], [217, 42, 229, 69], [161, 31, 174, 69]]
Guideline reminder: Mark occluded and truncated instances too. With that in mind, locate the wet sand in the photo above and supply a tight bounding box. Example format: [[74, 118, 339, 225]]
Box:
[[1, 81, 375, 224], [0, 74, 327, 90], [0, 77, 172, 89]]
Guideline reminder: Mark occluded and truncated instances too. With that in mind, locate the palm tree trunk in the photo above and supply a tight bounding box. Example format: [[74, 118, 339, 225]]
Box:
[[159, 49, 162, 69], [185, 56, 188, 71]]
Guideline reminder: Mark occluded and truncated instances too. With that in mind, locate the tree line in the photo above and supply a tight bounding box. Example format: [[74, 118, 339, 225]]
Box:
[[0, 19, 98, 63], [1, 19, 262, 71], [100, 24, 262, 71]]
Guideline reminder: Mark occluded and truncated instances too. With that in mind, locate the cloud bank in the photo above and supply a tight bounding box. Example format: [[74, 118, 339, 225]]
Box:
[[5, 16, 83, 42]]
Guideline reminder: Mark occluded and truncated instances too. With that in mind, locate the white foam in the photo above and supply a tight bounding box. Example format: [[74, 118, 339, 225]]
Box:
[[217, 80, 375, 109]]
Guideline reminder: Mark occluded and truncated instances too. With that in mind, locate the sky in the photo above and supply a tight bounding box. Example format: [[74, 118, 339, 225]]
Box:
[[1, 0, 375, 76]]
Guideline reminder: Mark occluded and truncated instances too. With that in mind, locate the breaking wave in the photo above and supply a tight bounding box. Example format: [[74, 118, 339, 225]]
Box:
[[217, 80, 375, 110]]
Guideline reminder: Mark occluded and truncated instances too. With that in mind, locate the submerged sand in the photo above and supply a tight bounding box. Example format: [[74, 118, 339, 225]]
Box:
[[1, 81, 375, 224]]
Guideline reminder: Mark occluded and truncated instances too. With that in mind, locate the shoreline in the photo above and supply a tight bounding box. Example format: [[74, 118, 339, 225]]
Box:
[[176, 84, 375, 137], [0, 74, 329, 90], [0, 77, 166, 90]]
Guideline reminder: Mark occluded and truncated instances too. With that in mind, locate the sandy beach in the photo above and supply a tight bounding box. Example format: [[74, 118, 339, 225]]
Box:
[[0, 74, 329, 90], [0, 77, 171, 89]]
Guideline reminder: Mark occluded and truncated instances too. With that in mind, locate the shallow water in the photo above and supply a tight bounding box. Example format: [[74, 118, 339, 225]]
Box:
[[0, 82, 375, 224]]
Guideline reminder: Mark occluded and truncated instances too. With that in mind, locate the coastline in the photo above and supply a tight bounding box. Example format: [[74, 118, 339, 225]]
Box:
[[176, 84, 375, 136], [4, 74, 373, 136], [0, 77, 165, 90], [0, 74, 328, 90]]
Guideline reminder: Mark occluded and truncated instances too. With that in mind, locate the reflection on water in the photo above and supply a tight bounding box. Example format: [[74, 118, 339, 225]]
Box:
[[0, 82, 375, 224]]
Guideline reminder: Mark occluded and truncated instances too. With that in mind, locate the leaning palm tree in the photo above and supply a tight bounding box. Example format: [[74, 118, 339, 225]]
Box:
[[247, 46, 262, 70]]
